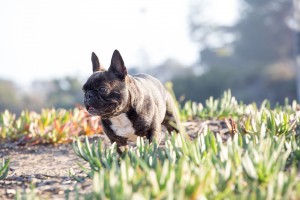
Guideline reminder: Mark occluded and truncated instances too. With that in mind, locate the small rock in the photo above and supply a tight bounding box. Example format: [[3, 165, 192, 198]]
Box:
[[61, 180, 72, 185], [6, 189, 16, 195], [4, 181, 12, 185]]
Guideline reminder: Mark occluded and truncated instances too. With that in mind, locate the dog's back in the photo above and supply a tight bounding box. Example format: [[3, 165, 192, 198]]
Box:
[[129, 73, 180, 133]]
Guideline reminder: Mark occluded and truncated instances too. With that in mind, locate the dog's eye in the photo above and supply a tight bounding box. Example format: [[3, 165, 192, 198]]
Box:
[[98, 87, 108, 93]]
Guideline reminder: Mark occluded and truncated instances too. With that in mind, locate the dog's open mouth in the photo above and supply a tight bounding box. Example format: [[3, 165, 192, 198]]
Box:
[[86, 106, 97, 114], [86, 104, 116, 116]]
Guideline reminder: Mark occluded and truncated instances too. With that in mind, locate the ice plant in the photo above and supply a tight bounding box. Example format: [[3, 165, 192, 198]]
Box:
[[0, 106, 102, 144]]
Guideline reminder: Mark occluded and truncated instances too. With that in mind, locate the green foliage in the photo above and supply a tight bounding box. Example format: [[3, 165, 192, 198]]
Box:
[[73, 90, 300, 199], [180, 90, 243, 120], [0, 107, 102, 144], [180, 90, 300, 122], [0, 158, 10, 180], [74, 132, 300, 199]]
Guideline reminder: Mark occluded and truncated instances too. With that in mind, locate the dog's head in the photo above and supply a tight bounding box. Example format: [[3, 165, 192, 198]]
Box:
[[83, 50, 129, 118]]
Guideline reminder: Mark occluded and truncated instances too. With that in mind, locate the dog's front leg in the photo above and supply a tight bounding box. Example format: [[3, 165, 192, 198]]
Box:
[[101, 119, 128, 155], [147, 118, 162, 144]]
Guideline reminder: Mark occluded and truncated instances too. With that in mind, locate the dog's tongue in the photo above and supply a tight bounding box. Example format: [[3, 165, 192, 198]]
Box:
[[87, 106, 96, 112], [89, 106, 95, 111]]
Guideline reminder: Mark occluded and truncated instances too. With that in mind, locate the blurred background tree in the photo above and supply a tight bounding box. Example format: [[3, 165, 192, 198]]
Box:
[[46, 77, 83, 109], [172, 0, 297, 104], [0, 79, 23, 113], [31, 76, 83, 109], [0, 77, 83, 114]]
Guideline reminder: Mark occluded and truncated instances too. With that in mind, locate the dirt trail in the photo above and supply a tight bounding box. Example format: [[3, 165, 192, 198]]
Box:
[[0, 135, 110, 200]]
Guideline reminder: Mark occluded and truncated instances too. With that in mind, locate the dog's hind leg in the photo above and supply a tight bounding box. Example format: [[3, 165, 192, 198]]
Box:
[[162, 92, 181, 134]]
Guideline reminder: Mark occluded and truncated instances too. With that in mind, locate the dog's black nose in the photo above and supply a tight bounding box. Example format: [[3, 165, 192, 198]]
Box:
[[86, 91, 95, 100]]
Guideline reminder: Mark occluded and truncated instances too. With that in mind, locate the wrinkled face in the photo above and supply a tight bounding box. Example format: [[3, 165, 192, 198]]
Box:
[[83, 72, 128, 117], [83, 50, 129, 118]]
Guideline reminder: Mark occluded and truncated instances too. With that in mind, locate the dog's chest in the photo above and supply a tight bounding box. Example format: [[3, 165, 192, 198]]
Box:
[[109, 113, 137, 142]]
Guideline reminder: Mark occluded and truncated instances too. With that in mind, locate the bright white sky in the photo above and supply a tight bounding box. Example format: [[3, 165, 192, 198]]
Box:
[[0, 0, 238, 85]]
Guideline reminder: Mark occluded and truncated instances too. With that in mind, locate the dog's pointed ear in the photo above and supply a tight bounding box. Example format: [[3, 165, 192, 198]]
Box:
[[91, 52, 105, 72], [109, 50, 127, 79]]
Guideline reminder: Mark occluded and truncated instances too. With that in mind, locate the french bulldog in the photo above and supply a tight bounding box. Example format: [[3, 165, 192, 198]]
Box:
[[83, 50, 180, 152]]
